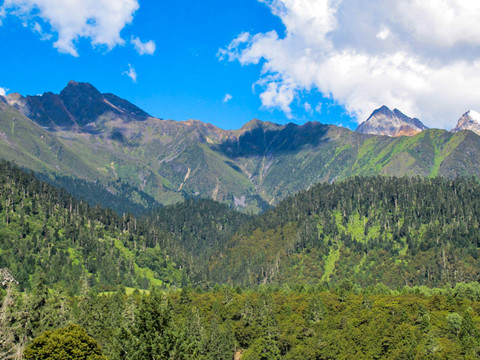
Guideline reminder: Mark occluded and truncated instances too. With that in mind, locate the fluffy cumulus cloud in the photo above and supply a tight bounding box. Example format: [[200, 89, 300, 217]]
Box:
[[131, 36, 156, 55], [220, 0, 480, 128], [0, 0, 139, 56], [0, 87, 7, 96], [123, 64, 137, 82]]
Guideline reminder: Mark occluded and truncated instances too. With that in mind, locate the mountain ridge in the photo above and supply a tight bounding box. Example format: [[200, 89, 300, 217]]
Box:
[[2, 81, 480, 213]]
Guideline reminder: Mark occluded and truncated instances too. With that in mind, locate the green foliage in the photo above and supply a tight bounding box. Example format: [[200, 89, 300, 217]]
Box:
[[24, 324, 107, 360], [36, 173, 159, 216], [8, 286, 480, 360], [5, 160, 480, 291], [142, 198, 251, 283], [446, 313, 463, 336], [209, 176, 480, 288], [0, 161, 184, 293]]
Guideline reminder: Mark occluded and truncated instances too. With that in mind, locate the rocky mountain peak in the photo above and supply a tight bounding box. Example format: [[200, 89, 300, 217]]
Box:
[[4, 93, 27, 111], [451, 110, 480, 135], [60, 81, 103, 100], [370, 105, 391, 117], [239, 119, 283, 133], [18, 81, 151, 130], [356, 106, 428, 137]]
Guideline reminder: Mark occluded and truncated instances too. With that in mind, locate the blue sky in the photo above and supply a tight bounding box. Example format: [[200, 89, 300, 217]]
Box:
[[1, 0, 480, 130], [0, 0, 356, 130]]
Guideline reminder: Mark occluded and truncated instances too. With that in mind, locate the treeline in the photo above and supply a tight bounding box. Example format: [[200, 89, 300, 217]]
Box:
[[4, 282, 480, 359], [4, 161, 480, 358]]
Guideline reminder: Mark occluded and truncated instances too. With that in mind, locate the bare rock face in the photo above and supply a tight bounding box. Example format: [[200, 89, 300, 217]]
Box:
[[356, 106, 428, 137], [22, 80, 151, 130], [451, 110, 480, 135]]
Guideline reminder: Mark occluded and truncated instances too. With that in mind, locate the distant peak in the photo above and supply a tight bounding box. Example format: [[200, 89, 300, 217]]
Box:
[[466, 110, 480, 122], [451, 110, 480, 135], [239, 119, 283, 132], [241, 119, 264, 129], [357, 106, 427, 137], [6, 92, 24, 100], [60, 81, 102, 101], [63, 80, 98, 91], [246, 118, 262, 125], [370, 105, 392, 117]]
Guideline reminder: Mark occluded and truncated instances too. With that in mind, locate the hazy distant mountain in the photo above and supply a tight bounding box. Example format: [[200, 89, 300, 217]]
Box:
[[1, 82, 480, 213], [451, 110, 480, 135], [356, 105, 428, 137]]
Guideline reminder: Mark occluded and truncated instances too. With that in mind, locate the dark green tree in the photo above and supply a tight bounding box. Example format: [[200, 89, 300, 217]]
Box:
[[23, 324, 107, 360]]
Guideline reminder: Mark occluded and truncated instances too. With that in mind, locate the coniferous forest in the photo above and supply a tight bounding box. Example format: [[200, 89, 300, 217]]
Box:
[[3, 160, 480, 358]]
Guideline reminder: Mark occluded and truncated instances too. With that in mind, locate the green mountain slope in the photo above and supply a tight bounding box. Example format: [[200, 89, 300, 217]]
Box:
[[3, 158, 480, 294]]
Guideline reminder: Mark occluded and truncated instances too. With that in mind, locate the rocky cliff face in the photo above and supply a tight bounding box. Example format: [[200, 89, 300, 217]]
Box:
[[451, 110, 480, 135], [356, 106, 428, 137]]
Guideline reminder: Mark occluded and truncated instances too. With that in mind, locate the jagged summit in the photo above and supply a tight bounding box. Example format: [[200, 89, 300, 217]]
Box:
[[356, 106, 428, 137], [451, 110, 480, 135], [9, 81, 151, 130]]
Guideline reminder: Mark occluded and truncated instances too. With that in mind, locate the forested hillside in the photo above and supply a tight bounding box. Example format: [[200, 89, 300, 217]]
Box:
[[209, 176, 480, 288], [3, 160, 480, 291], [0, 161, 183, 293]]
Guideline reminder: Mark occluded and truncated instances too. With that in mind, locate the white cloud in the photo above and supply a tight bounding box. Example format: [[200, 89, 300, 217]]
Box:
[[303, 102, 312, 113], [220, 0, 480, 128], [223, 93, 233, 103], [0, 87, 7, 96], [217, 32, 251, 61], [376, 27, 390, 41], [315, 103, 322, 114], [123, 64, 137, 83], [32, 21, 52, 40], [0, 0, 139, 56], [131, 36, 156, 55]]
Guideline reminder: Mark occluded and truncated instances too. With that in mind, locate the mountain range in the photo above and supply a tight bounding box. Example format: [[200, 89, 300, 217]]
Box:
[[1, 81, 480, 213]]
